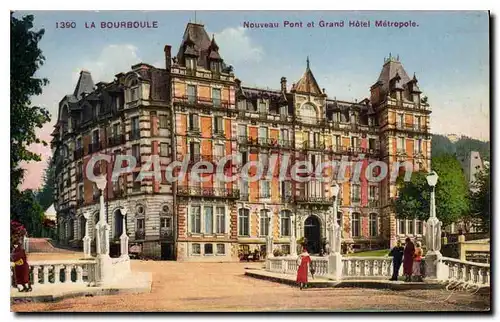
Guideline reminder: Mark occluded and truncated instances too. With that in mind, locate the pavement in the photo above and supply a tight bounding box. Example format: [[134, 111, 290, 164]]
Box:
[[11, 256, 491, 312]]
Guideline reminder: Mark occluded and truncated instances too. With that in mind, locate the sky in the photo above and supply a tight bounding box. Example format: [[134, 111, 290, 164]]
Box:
[[13, 10, 490, 191]]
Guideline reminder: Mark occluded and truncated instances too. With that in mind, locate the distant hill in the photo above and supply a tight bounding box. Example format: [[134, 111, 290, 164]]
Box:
[[432, 134, 490, 161]]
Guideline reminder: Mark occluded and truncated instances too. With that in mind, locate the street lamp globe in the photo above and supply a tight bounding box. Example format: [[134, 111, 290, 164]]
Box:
[[426, 171, 439, 187]]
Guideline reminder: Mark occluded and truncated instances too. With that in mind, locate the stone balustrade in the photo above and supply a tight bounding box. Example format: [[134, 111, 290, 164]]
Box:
[[267, 256, 328, 276], [11, 259, 97, 287], [342, 257, 399, 279], [440, 257, 490, 286]]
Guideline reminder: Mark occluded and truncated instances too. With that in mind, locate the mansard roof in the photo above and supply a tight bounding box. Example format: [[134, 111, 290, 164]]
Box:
[[176, 22, 223, 69], [373, 55, 411, 94], [73, 70, 95, 100], [293, 57, 323, 95]]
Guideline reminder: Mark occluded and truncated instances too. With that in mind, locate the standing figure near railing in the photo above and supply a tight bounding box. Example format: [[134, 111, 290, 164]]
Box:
[[403, 237, 415, 282], [10, 242, 32, 292], [296, 246, 311, 290], [412, 242, 424, 282], [389, 240, 404, 281]]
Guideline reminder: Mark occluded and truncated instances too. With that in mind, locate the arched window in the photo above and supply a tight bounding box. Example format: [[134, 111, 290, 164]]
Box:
[[79, 215, 86, 239], [351, 213, 360, 237], [113, 209, 123, 239], [238, 208, 249, 236], [160, 204, 173, 238], [300, 103, 317, 124], [135, 204, 146, 240], [280, 210, 292, 236], [369, 213, 378, 237], [259, 210, 270, 237]]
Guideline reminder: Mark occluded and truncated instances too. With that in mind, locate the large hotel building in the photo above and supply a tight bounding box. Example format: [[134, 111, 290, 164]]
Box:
[[52, 22, 432, 261]]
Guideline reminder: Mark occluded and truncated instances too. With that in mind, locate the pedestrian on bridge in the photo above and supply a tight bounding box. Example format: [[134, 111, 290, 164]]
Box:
[[403, 237, 415, 282], [389, 240, 404, 281]]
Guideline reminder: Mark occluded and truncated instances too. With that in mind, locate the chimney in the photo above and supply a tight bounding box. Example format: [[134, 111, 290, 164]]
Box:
[[164, 45, 172, 70], [280, 77, 287, 93]]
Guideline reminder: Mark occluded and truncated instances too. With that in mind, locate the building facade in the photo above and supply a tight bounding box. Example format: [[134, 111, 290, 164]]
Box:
[[52, 22, 432, 261]]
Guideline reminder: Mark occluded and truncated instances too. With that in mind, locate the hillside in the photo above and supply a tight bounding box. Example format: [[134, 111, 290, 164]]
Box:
[[431, 134, 490, 161]]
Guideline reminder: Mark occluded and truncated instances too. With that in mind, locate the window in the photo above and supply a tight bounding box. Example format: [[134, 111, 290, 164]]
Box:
[[240, 179, 249, 200], [78, 184, 84, 201], [192, 243, 201, 255], [415, 116, 421, 129], [416, 220, 423, 235], [238, 124, 247, 138], [159, 115, 169, 128], [186, 58, 196, 70], [190, 206, 201, 233], [132, 144, 141, 166], [246, 100, 256, 111], [238, 209, 250, 236], [259, 127, 268, 142], [397, 113, 404, 127], [187, 85, 196, 103], [212, 88, 221, 107], [189, 142, 200, 161], [416, 139, 422, 154], [189, 113, 199, 131], [131, 117, 140, 140], [351, 213, 360, 237], [259, 100, 266, 113], [204, 243, 213, 255], [76, 137, 82, 150], [369, 138, 376, 150], [313, 132, 320, 148], [92, 130, 99, 144], [216, 244, 225, 255], [398, 219, 406, 235], [334, 135, 341, 147], [160, 217, 172, 229], [204, 207, 213, 234], [351, 136, 358, 148], [214, 116, 224, 134], [303, 131, 310, 147], [337, 211, 342, 227], [211, 61, 220, 73], [130, 80, 139, 102], [240, 151, 248, 165], [369, 213, 378, 237], [136, 218, 145, 230], [260, 180, 270, 199], [237, 99, 246, 110], [368, 117, 374, 126], [160, 142, 170, 157], [352, 184, 361, 203], [334, 112, 341, 123], [260, 210, 270, 236], [281, 181, 291, 201], [397, 137, 405, 151], [260, 152, 269, 170], [281, 129, 289, 146], [280, 105, 288, 116], [215, 206, 225, 234], [281, 245, 290, 255], [133, 172, 141, 191], [369, 185, 377, 200], [408, 220, 415, 235], [280, 210, 291, 236]]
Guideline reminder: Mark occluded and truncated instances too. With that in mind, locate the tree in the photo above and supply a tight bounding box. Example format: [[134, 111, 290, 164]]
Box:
[[431, 134, 456, 158], [470, 165, 490, 232], [394, 154, 470, 227], [36, 157, 56, 210], [11, 13, 51, 194], [11, 190, 45, 238]]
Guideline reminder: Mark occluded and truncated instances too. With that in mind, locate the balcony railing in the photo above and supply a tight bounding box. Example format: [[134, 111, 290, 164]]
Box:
[[295, 195, 334, 204], [393, 123, 429, 133], [160, 227, 173, 239], [174, 95, 230, 110], [135, 230, 145, 240], [281, 195, 294, 203], [240, 193, 249, 201], [367, 199, 380, 208], [177, 186, 240, 199], [108, 134, 126, 147]]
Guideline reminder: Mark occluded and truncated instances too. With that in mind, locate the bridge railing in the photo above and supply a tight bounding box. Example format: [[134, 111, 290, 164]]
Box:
[[11, 259, 97, 287], [440, 257, 490, 286], [342, 256, 400, 279], [267, 256, 329, 276]]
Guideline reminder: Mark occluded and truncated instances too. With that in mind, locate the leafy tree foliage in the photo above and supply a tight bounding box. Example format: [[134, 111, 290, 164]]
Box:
[[470, 165, 491, 232], [35, 157, 55, 210], [395, 154, 470, 227], [11, 13, 50, 193]]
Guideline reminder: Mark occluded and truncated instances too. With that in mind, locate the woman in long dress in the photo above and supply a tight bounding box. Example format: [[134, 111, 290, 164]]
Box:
[[412, 242, 424, 282], [403, 237, 415, 282], [296, 246, 311, 290], [11, 243, 32, 292]]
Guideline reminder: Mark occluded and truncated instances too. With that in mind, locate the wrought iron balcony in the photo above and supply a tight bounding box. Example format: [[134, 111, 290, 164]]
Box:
[[108, 134, 126, 147], [160, 227, 173, 239], [135, 230, 145, 240], [176, 185, 240, 199], [174, 95, 230, 110], [295, 195, 334, 205], [367, 199, 380, 208], [281, 195, 294, 203], [393, 122, 429, 133]]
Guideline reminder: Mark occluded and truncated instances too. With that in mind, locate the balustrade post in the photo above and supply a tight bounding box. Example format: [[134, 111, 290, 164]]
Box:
[[64, 265, 72, 283], [32, 266, 39, 286], [53, 265, 62, 284], [83, 212, 92, 259], [94, 176, 113, 286], [42, 265, 49, 284], [76, 266, 84, 283]]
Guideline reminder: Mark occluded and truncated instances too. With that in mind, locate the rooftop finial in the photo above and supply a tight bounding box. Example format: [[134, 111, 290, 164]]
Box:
[[306, 56, 310, 69], [389, 52, 392, 59], [194, 10, 197, 24]]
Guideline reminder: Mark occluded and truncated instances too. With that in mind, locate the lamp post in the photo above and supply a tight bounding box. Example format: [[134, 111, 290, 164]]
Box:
[[82, 211, 92, 258], [328, 183, 342, 280], [424, 170, 444, 280]]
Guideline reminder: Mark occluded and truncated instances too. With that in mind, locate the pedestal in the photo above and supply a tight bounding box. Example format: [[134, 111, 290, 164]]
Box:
[[120, 234, 130, 260], [328, 253, 343, 280], [425, 252, 448, 281], [266, 236, 274, 258]]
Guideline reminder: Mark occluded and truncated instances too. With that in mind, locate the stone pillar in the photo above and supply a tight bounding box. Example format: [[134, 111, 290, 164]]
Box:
[[94, 177, 112, 286], [82, 212, 92, 259], [290, 214, 297, 256], [425, 184, 444, 280]]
